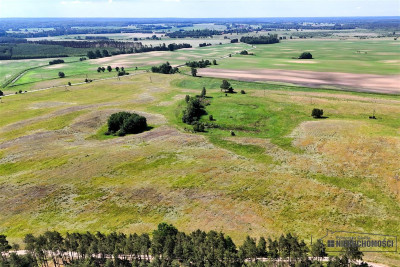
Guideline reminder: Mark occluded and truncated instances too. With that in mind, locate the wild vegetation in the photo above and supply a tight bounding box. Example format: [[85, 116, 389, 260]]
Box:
[[151, 62, 179, 74]]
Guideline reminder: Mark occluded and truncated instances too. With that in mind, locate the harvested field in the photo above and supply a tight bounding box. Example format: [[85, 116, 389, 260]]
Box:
[[198, 68, 400, 94]]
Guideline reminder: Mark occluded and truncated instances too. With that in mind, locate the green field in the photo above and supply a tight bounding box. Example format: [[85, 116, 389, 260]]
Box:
[[213, 39, 400, 75], [2, 43, 248, 91]]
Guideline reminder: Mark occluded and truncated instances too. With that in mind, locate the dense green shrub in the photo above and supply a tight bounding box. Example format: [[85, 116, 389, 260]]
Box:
[[186, 59, 211, 68], [107, 112, 147, 135], [151, 62, 179, 74], [182, 97, 206, 124], [311, 108, 324, 118], [49, 59, 64, 65], [58, 72, 65, 78], [299, 52, 313, 59], [191, 67, 197, 77]]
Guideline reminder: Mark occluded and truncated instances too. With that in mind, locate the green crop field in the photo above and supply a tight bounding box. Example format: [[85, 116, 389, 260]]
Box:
[[213, 39, 400, 75]]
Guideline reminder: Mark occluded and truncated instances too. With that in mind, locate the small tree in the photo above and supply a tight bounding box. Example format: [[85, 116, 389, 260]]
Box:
[[68, 82, 71, 86], [185, 95, 190, 103], [116, 67, 120, 72], [0, 90, 3, 96], [299, 52, 313, 59], [101, 67, 106, 72], [97, 67, 102, 73], [191, 68, 197, 77], [240, 90, 246, 94], [209, 115, 214, 121], [213, 59, 217, 65], [58, 72, 65, 78], [220, 80, 231, 91], [311, 108, 324, 118], [107, 66, 112, 72], [200, 87, 206, 97]]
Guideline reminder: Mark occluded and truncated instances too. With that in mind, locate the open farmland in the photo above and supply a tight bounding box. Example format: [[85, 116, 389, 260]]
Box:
[[1, 15, 400, 267], [212, 39, 400, 75], [1, 72, 400, 265]]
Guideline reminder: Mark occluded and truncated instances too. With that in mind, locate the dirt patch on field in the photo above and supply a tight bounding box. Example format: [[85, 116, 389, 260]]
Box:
[[29, 101, 73, 109], [287, 60, 318, 64], [45, 64, 66, 69], [198, 68, 400, 94]]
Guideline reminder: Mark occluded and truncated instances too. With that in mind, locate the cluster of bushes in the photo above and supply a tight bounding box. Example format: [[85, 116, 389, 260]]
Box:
[[49, 59, 64, 65], [186, 59, 214, 68], [151, 62, 179, 74], [79, 57, 86, 61], [230, 38, 239, 43], [299, 51, 313, 59], [87, 49, 111, 59], [199, 43, 212, 47], [240, 34, 280, 44], [0, 223, 367, 267], [106, 112, 148, 136]]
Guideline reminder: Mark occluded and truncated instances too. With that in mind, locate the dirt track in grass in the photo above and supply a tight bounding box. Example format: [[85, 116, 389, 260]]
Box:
[[198, 68, 400, 94]]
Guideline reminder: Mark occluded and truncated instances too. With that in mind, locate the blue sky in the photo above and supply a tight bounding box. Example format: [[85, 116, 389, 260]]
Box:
[[0, 0, 399, 18]]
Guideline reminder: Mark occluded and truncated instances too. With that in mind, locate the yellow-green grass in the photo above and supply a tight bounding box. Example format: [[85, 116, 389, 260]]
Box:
[[213, 39, 400, 75], [0, 73, 399, 266]]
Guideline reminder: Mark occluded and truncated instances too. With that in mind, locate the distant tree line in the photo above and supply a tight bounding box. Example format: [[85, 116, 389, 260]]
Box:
[[85, 36, 110, 40], [240, 35, 280, 45], [151, 62, 179, 74], [0, 37, 28, 43], [28, 40, 142, 50], [4, 28, 155, 39], [0, 223, 368, 267], [199, 43, 212, 48], [166, 29, 221, 38]]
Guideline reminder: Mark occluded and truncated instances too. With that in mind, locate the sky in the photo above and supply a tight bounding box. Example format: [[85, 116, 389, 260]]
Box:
[[0, 0, 399, 18]]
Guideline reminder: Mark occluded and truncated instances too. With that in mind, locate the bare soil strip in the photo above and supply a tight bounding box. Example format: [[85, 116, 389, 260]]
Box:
[[198, 68, 400, 94]]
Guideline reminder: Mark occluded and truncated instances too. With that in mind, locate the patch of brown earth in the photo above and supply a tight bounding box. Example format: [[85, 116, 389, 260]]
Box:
[[198, 68, 400, 94]]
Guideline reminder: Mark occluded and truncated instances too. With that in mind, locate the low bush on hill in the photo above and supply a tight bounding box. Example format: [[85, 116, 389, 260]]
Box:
[[107, 112, 148, 136]]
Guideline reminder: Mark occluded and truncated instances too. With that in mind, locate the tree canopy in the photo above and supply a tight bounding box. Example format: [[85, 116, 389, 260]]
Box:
[[107, 112, 148, 136]]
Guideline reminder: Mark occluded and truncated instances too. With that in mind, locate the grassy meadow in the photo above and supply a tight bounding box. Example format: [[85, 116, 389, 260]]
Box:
[[0, 70, 400, 265]]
